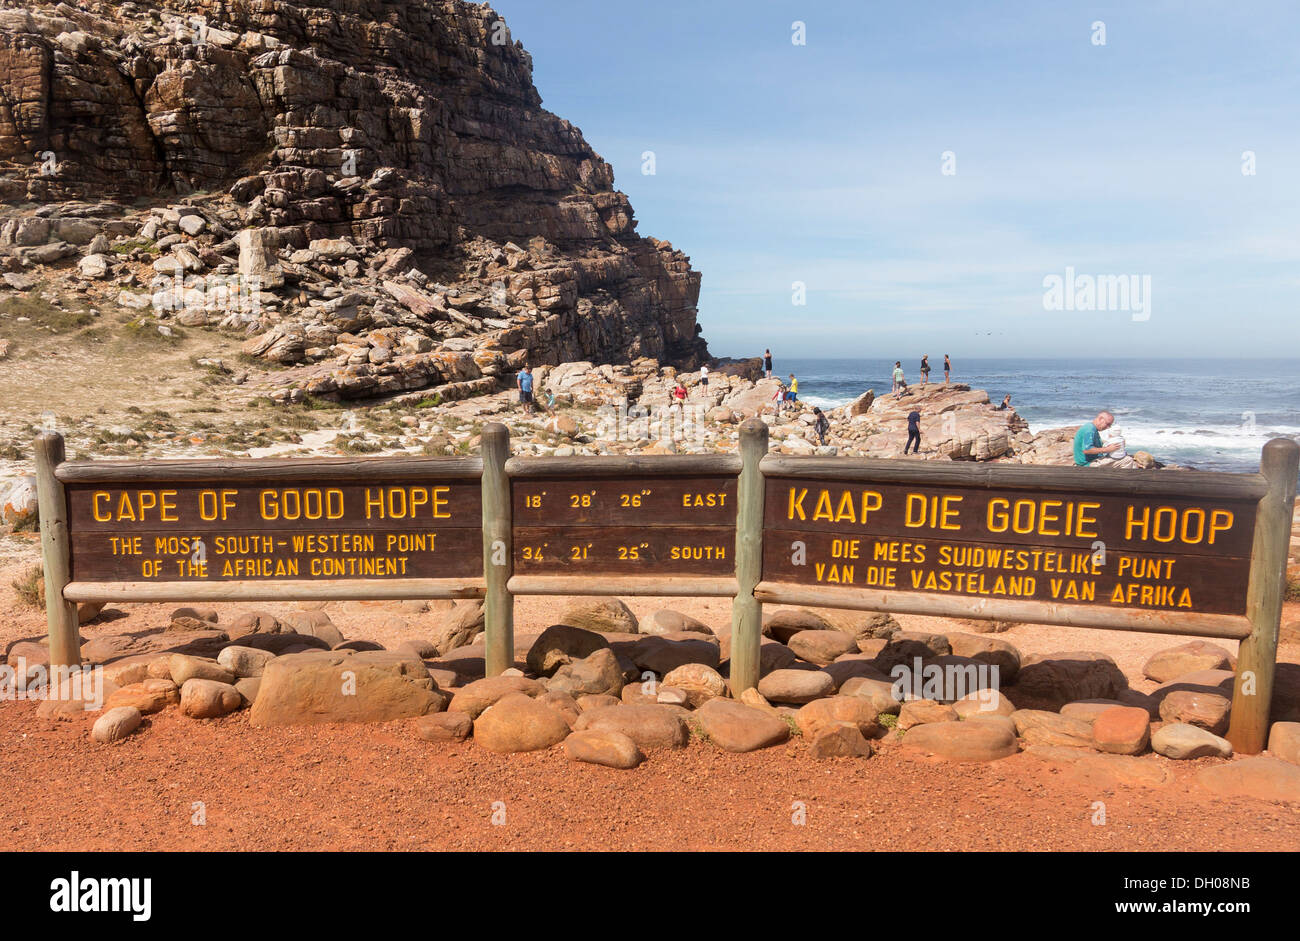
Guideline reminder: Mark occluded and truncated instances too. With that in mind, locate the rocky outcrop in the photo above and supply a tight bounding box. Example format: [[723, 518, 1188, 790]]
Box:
[[0, 0, 707, 399]]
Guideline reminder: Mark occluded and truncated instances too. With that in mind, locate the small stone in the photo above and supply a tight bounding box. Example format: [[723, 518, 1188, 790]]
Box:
[[839, 676, 903, 714], [952, 688, 1016, 718], [796, 695, 882, 737], [787, 629, 856, 666], [656, 686, 689, 707], [526, 623, 611, 675], [1159, 689, 1231, 736], [545, 648, 624, 697], [642, 609, 713, 636], [92, 706, 142, 743], [1011, 709, 1096, 749]]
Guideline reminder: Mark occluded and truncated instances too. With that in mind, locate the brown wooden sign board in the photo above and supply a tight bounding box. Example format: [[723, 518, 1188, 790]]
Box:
[[511, 475, 736, 578], [64, 478, 484, 583], [762, 477, 1258, 617]]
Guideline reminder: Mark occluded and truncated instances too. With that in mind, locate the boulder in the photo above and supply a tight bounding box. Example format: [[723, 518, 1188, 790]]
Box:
[[901, 719, 1020, 762], [564, 730, 644, 769], [694, 698, 791, 752], [573, 704, 689, 749], [1151, 723, 1233, 760], [898, 699, 958, 730], [537, 691, 581, 727], [1091, 706, 1151, 755], [661, 663, 726, 707], [235, 677, 261, 704], [251, 650, 445, 726], [952, 688, 1016, 719], [576, 693, 622, 713], [545, 648, 624, 697], [1196, 756, 1300, 803], [526, 624, 610, 676], [1268, 722, 1300, 765], [92, 706, 142, 744], [179, 679, 244, 719], [227, 611, 281, 639], [763, 608, 835, 644], [448, 675, 545, 719], [168, 654, 235, 686], [416, 712, 473, 743], [1012, 651, 1127, 709], [1011, 709, 1096, 749], [787, 629, 856, 666], [642, 609, 713, 636], [1142, 641, 1235, 683], [758, 668, 834, 704], [430, 601, 484, 654], [473, 693, 571, 753], [839, 676, 903, 715], [217, 645, 276, 678], [946, 632, 1021, 683], [809, 723, 874, 759], [1158, 689, 1231, 736], [630, 634, 720, 674], [795, 696, 882, 737], [277, 611, 345, 648], [105, 679, 178, 715], [559, 598, 638, 634]]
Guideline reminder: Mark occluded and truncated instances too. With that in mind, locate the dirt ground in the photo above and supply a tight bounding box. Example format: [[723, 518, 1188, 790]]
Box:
[[3, 544, 1298, 853]]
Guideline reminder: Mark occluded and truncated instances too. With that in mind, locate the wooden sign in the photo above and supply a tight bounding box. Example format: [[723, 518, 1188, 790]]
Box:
[[511, 474, 736, 577], [762, 477, 1258, 616], [60, 459, 483, 584]]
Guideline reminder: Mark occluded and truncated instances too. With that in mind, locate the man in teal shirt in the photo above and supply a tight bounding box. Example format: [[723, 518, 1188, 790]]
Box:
[[1073, 411, 1120, 465]]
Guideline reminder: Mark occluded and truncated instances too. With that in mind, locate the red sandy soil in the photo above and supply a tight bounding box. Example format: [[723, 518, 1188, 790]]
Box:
[[2, 551, 1299, 852]]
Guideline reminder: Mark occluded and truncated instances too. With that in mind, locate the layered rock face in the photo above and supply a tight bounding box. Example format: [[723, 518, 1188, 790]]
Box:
[[0, 0, 706, 397]]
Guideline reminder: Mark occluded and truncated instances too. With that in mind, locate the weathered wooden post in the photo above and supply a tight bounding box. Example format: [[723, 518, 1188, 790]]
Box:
[[1226, 437, 1299, 754], [34, 432, 81, 670], [481, 422, 514, 676], [729, 418, 769, 695]]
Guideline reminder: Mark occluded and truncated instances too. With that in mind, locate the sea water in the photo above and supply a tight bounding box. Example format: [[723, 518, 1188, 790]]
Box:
[[767, 357, 1300, 474]]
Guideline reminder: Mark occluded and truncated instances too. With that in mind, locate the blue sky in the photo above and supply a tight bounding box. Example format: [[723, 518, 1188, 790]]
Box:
[[489, 1, 1300, 359]]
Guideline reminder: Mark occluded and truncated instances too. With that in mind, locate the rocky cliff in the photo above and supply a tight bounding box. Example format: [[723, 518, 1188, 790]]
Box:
[[0, 0, 707, 400]]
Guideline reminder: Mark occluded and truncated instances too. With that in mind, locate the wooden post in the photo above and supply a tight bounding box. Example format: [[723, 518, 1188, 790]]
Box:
[[729, 418, 768, 695], [34, 432, 81, 670], [481, 422, 514, 676], [1227, 438, 1299, 754]]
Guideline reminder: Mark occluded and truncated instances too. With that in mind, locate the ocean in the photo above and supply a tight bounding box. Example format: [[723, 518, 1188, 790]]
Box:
[[768, 357, 1300, 474]]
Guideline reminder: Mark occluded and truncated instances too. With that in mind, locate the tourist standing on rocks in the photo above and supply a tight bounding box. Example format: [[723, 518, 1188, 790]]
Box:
[[1073, 410, 1124, 465], [892, 362, 906, 399], [920, 355, 931, 386], [944, 353, 952, 384], [813, 407, 830, 446], [996, 393, 1012, 411], [517, 366, 535, 415], [764, 349, 773, 378], [699, 363, 709, 395], [905, 408, 922, 454], [788, 373, 799, 405], [768, 380, 787, 417], [672, 380, 688, 407]]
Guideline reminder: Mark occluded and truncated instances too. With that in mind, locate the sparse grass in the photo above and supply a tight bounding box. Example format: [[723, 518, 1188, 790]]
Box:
[[110, 238, 159, 256], [1286, 574, 1300, 602], [414, 395, 442, 409], [301, 394, 345, 411], [0, 290, 93, 334], [12, 506, 39, 532], [782, 714, 801, 737], [687, 719, 711, 744], [878, 712, 898, 729], [0, 443, 24, 460], [11, 564, 43, 607], [333, 434, 382, 454]]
